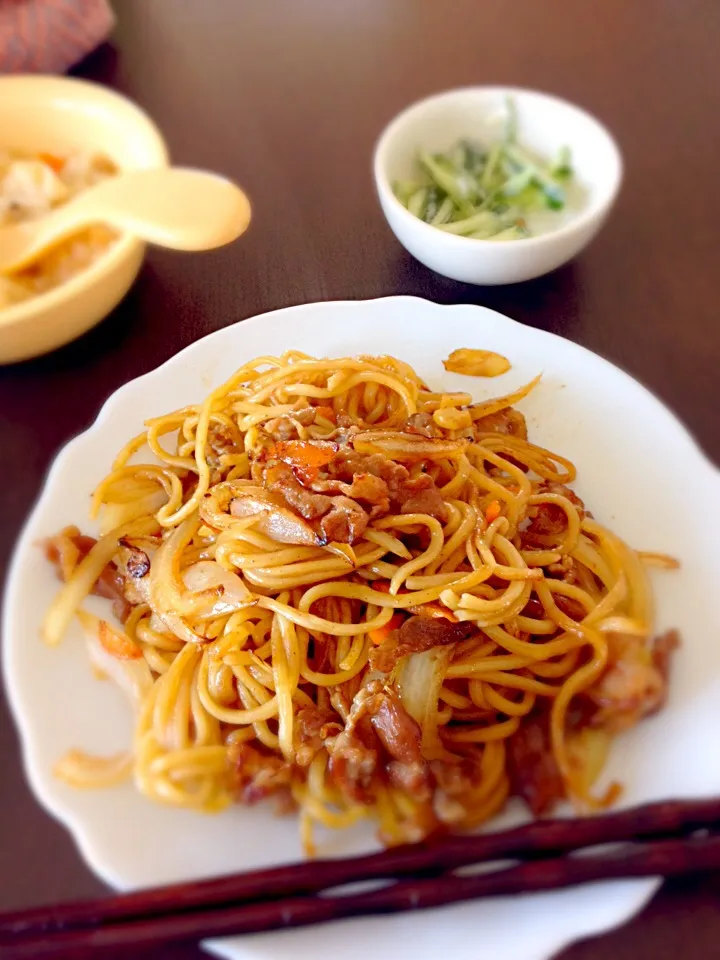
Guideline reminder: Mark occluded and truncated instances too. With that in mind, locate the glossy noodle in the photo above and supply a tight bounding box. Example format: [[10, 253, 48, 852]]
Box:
[[42, 351, 678, 853]]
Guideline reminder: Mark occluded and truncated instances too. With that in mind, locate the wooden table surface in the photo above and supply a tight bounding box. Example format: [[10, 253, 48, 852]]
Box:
[[2, 1, 720, 957]]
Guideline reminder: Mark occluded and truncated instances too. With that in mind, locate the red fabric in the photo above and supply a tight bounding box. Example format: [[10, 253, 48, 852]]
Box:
[[0, 0, 114, 73]]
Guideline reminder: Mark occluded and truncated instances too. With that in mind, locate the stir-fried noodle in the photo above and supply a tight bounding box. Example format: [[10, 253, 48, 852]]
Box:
[[43, 352, 678, 853]]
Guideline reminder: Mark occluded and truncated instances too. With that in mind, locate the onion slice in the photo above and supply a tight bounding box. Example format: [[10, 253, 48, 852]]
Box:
[[397, 644, 455, 760], [77, 610, 153, 711], [469, 374, 542, 422], [41, 517, 158, 647], [230, 491, 321, 546], [443, 348, 511, 378], [182, 560, 255, 617], [147, 518, 213, 643], [352, 431, 468, 462], [98, 619, 143, 660], [54, 749, 133, 788]]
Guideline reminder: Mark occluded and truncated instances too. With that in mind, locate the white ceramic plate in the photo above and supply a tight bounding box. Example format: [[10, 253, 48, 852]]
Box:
[[5, 297, 720, 960]]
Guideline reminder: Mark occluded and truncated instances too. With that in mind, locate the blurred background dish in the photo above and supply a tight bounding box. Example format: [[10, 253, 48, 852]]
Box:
[[0, 147, 119, 308], [0, 167, 252, 275], [0, 75, 168, 364]]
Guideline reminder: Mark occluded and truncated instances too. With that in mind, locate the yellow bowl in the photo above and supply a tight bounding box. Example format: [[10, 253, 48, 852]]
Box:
[[0, 76, 169, 364]]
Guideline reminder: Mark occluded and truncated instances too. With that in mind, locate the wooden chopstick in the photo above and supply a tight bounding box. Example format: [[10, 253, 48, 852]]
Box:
[[4, 833, 720, 959], [3, 796, 718, 939], [2, 797, 720, 958]]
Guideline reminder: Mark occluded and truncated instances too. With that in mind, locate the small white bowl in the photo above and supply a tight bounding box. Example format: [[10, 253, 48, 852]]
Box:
[[373, 86, 623, 285]]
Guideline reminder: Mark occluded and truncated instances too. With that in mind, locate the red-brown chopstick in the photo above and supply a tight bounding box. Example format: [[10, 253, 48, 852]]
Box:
[[2, 797, 720, 958], [4, 833, 720, 959], [2, 795, 718, 941]]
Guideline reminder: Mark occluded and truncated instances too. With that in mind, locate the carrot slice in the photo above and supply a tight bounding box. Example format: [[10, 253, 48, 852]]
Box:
[[371, 581, 392, 594], [485, 500, 502, 524], [98, 620, 143, 660], [369, 613, 404, 645], [39, 152, 65, 173], [406, 601, 457, 622], [269, 440, 338, 481], [371, 581, 457, 622], [314, 405, 336, 423]]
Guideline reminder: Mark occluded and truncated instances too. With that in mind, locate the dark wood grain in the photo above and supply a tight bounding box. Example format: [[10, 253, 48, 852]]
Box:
[[1, 1, 719, 958]]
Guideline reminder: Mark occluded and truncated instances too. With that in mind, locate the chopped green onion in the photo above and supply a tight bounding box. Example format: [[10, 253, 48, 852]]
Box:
[[393, 180, 421, 206], [431, 195, 455, 225], [503, 143, 567, 209], [501, 167, 535, 197], [419, 152, 476, 217], [448, 142, 468, 171], [407, 187, 428, 219], [468, 227, 501, 240], [421, 186, 442, 223], [481, 142, 504, 192], [461, 141, 486, 176], [504, 96, 518, 143], [491, 225, 529, 241], [550, 145, 573, 179], [394, 98, 574, 241], [437, 211, 503, 236]]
